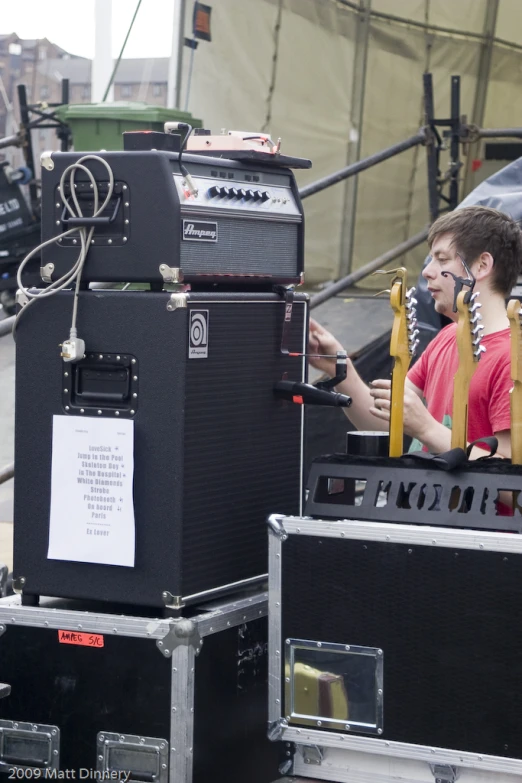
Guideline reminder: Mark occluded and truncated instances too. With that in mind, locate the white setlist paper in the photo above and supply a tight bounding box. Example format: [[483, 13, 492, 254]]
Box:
[[47, 415, 135, 567]]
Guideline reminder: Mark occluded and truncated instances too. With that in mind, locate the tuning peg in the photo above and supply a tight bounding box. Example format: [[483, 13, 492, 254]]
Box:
[[407, 318, 418, 329], [474, 344, 486, 358], [469, 302, 482, 313], [471, 324, 484, 336], [409, 328, 420, 340], [410, 338, 420, 355], [470, 291, 481, 301], [470, 313, 483, 325], [406, 287, 417, 300]]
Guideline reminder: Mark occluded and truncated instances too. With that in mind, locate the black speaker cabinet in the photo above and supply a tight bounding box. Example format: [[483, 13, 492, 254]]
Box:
[[14, 289, 307, 610]]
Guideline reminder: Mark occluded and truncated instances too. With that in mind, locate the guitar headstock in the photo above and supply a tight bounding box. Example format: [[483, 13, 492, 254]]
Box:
[[455, 289, 485, 373], [382, 268, 419, 364], [405, 286, 420, 358], [373, 267, 419, 457], [507, 299, 522, 383]]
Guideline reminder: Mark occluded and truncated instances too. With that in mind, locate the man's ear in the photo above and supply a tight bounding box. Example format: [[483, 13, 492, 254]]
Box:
[[474, 252, 494, 281]]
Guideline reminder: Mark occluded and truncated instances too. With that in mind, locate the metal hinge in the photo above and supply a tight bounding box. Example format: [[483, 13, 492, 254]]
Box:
[[299, 744, 324, 766], [430, 764, 460, 783]]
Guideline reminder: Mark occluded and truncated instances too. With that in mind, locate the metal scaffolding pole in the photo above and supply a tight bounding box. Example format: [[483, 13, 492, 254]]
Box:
[[0, 316, 14, 338], [462, 0, 499, 197], [310, 227, 429, 309], [338, 0, 372, 278], [300, 130, 426, 200], [477, 128, 522, 138], [0, 464, 14, 486]]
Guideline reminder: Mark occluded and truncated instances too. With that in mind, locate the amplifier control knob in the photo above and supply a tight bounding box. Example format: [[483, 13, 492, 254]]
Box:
[[207, 185, 221, 198], [245, 189, 256, 201], [229, 187, 239, 198], [221, 186, 231, 197], [260, 190, 271, 202], [252, 190, 263, 202], [237, 188, 247, 199]]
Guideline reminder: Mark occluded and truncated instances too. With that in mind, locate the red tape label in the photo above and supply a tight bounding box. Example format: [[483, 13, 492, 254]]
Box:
[[58, 630, 104, 648]]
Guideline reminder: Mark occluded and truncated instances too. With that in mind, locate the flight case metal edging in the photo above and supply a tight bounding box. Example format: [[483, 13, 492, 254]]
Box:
[[276, 515, 522, 555], [170, 590, 268, 783], [0, 597, 173, 642], [289, 754, 461, 783], [266, 514, 522, 777], [0, 592, 268, 640]]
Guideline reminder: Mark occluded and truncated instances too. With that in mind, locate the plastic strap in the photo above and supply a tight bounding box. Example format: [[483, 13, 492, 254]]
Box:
[[404, 436, 498, 471]]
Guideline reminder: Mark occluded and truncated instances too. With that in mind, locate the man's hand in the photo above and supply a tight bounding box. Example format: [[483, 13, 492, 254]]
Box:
[[368, 378, 433, 440], [309, 318, 349, 376]]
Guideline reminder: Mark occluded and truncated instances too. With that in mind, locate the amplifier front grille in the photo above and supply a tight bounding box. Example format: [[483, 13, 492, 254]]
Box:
[[182, 301, 305, 596], [180, 217, 299, 276]]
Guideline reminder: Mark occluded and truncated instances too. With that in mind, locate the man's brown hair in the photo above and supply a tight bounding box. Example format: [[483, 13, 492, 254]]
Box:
[[427, 205, 522, 297]]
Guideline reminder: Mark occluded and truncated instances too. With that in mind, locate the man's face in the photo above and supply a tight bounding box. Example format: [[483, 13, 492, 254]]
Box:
[[422, 233, 475, 319]]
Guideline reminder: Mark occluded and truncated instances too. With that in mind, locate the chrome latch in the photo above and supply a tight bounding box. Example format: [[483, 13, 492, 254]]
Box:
[[16, 290, 28, 308], [12, 576, 26, 594], [167, 292, 188, 311], [430, 764, 460, 783], [41, 263, 55, 283], [159, 264, 184, 284], [299, 744, 324, 766]]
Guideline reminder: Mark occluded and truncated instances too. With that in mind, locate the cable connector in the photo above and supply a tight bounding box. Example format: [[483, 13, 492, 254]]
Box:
[[182, 171, 198, 198], [60, 328, 85, 363]]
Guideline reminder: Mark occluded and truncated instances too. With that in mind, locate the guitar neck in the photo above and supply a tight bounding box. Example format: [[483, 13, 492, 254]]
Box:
[[390, 355, 409, 457], [451, 291, 481, 451], [388, 276, 416, 457], [511, 381, 522, 463], [451, 366, 472, 450]]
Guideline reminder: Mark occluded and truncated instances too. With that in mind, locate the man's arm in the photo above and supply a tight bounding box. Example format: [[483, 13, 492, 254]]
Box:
[[369, 378, 512, 459], [309, 318, 387, 432]]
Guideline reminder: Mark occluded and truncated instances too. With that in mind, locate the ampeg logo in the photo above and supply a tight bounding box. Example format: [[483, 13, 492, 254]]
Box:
[[189, 310, 209, 358], [182, 219, 218, 242]]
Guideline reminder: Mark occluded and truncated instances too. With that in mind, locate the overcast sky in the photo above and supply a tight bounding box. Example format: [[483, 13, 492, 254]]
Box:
[[1, 0, 177, 59]]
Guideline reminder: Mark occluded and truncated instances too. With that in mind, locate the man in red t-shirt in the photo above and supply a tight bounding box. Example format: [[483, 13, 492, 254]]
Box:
[[309, 206, 522, 460]]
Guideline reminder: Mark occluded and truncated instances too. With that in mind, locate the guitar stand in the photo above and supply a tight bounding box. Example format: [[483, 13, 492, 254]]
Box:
[[305, 453, 522, 533]]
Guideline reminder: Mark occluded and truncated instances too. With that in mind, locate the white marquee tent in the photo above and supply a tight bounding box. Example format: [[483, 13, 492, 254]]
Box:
[[182, 0, 522, 287]]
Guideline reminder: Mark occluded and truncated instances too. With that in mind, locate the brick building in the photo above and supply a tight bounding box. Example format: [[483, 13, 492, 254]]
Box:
[[0, 33, 169, 145]]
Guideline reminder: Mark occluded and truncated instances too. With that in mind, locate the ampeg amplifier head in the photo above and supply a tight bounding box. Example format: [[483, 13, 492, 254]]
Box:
[[40, 146, 309, 286]]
